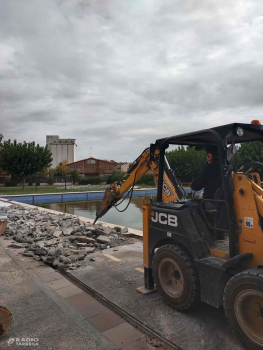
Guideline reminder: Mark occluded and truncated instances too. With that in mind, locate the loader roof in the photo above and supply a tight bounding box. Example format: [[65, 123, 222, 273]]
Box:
[[157, 123, 263, 147]]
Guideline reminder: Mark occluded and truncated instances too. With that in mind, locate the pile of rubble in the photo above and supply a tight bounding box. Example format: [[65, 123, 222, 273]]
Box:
[[1, 204, 135, 271]]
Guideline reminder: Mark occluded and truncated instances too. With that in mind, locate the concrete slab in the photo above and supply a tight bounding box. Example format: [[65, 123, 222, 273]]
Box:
[[70, 243, 245, 350], [0, 200, 11, 207]]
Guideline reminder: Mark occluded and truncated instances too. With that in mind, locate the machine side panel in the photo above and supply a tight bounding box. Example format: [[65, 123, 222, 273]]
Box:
[[150, 206, 210, 260], [233, 174, 263, 268]]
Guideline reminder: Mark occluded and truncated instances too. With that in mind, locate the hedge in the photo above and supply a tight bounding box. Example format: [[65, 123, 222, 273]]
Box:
[[79, 177, 102, 185], [5, 181, 17, 187]]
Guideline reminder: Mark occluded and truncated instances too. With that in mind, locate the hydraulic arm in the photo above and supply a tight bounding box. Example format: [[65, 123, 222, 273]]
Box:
[[94, 145, 185, 223]]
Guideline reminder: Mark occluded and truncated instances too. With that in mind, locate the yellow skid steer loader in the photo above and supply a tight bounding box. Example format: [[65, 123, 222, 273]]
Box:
[[95, 120, 263, 350]]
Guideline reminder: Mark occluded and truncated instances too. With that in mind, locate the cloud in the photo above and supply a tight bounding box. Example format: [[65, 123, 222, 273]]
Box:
[[0, 0, 263, 162]]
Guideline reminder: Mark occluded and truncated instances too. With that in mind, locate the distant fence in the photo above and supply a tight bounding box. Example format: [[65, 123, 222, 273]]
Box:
[[0, 188, 201, 205], [0, 189, 158, 205]]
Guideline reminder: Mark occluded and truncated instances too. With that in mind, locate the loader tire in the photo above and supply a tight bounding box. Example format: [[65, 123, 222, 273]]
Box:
[[153, 244, 200, 311], [223, 268, 263, 350]]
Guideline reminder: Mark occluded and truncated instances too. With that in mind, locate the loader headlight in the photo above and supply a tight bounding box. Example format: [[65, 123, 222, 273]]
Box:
[[235, 127, 244, 137]]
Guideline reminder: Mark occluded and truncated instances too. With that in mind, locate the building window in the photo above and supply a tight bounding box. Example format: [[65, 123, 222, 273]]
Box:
[[70, 167, 75, 171], [109, 167, 113, 171], [104, 167, 107, 170], [87, 159, 96, 164], [85, 168, 87, 171], [76, 168, 81, 171], [92, 167, 94, 171]]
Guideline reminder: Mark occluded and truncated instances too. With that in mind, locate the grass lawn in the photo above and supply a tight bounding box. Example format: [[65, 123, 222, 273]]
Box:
[[0, 184, 156, 196]]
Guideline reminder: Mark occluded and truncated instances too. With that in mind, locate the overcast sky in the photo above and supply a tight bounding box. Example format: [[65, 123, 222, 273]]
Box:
[[1, 0, 263, 162]]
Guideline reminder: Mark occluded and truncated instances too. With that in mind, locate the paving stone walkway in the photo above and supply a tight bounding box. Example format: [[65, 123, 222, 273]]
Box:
[[0, 236, 157, 350]]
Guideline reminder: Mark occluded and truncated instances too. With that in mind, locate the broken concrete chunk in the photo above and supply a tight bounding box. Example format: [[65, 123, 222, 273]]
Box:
[[53, 230, 62, 238], [23, 252, 34, 257], [69, 252, 87, 262], [35, 247, 48, 256], [60, 256, 71, 264], [47, 226, 56, 234], [8, 243, 23, 249], [76, 243, 87, 247], [46, 256, 56, 263], [45, 239, 58, 247], [70, 249, 82, 254], [85, 247, 95, 253], [36, 241, 45, 248], [69, 236, 96, 243], [97, 235, 111, 244], [48, 248, 56, 256], [103, 227, 112, 235], [120, 227, 128, 234], [62, 227, 74, 236], [52, 259, 60, 267]]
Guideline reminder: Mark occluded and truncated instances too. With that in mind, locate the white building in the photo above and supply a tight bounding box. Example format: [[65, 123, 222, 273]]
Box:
[[46, 135, 77, 169]]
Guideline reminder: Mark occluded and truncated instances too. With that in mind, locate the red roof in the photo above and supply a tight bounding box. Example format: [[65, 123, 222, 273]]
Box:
[[67, 157, 118, 166]]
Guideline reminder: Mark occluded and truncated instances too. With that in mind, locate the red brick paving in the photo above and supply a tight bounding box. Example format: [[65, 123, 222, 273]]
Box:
[[32, 266, 54, 275], [88, 310, 125, 332], [39, 271, 64, 283], [65, 291, 94, 307], [121, 337, 149, 350], [76, 300, 109, 319], [55, 284, 82, 298], [102, 322, 144, 349], [46, 278, 73, 290]]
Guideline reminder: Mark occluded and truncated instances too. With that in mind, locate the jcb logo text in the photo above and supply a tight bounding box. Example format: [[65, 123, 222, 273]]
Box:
[[151, 212, 178, 227]]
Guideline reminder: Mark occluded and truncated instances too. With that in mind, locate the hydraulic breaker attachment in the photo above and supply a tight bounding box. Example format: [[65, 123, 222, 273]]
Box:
[[93, 185, 118, 224]]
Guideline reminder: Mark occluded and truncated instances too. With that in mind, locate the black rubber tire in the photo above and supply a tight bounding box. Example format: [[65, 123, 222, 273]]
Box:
[[223, 268, 263, 350], [153, 244, 200, 311]]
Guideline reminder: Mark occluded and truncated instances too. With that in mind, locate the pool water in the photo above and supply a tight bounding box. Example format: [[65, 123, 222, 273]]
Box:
[[38, 197, 144, 231]]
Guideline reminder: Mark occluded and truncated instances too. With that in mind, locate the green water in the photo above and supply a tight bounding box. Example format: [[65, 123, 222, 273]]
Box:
[[37, 197, 144, 231]]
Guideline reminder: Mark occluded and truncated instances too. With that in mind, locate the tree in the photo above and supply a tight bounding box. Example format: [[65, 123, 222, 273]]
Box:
[[36, 167, 49, 176], [107, 171, 125, 184], [70, 169, 80, 184], [47, 168, 56, 185], [231, 142, 263, 176], [0, 140, 52, 190], [166, 146, 206, 182], [55, 159, 68, 175], [55, 159, 69, 190]]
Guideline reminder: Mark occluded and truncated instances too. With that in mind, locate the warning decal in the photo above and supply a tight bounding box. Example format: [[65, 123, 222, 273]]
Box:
[[244, 217, 254, 228]]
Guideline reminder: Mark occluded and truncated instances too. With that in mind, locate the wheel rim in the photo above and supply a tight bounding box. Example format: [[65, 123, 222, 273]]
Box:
[[158, 258, 184, 298], [234, 289, 263, 346]]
